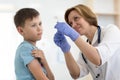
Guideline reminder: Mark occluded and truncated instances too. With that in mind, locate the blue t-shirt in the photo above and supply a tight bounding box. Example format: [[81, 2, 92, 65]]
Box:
[[14, 41, 46, 80]]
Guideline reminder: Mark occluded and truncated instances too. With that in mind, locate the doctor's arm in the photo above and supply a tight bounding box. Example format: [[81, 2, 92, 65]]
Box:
[[74, 36, 101, 66], [54, 32, 80, 79], [64, 51, 80, 79], [55, 22, 101, 66]]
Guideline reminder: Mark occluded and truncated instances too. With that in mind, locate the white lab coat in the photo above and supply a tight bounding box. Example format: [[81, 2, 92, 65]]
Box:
[[77, 24, 120, 80]]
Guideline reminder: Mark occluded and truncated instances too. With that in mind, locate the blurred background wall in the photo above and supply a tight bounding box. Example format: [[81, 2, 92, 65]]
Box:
[[0, 0, 119, 80]]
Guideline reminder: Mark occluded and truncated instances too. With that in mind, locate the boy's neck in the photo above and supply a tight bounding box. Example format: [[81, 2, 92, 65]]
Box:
[[24, 39, 36, 46]]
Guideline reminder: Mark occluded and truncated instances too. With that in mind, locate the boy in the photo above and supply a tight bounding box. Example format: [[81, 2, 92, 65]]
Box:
[[14, 8, 54, 80]]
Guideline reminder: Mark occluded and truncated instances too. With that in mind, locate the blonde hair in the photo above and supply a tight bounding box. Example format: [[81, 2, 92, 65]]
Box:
[[64, 4, 98, 27]]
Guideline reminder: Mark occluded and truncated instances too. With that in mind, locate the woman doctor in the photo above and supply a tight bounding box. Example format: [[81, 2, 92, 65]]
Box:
[[54, 4, 120, 80]]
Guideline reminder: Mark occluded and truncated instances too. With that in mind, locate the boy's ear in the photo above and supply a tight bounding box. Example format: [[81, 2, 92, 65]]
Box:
[[17, 26, 24, 35]]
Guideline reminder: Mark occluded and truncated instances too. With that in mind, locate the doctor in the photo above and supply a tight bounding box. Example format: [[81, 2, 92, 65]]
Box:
[[54, 4, 120, 80]]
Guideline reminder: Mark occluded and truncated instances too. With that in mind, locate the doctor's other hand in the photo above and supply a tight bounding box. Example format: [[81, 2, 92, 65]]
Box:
[[55, 22, 80, 41], [54, 32, 71, 53]]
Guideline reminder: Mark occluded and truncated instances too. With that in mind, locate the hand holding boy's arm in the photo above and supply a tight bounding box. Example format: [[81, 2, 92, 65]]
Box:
[[32, 50, 45, 63]]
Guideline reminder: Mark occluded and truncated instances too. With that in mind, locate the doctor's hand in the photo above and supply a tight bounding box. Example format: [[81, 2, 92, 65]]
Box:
[[55, 22, 80, 41], [54, 31, 71, 53]]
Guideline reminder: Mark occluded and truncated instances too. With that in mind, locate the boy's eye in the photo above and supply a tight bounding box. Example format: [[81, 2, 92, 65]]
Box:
[[31, 24, 36, 27], [39, 22, 42, 26]]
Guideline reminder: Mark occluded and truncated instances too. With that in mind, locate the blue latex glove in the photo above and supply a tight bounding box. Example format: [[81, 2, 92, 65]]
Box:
[[55, 22, 80, 41], [54, 32, 71, 53]]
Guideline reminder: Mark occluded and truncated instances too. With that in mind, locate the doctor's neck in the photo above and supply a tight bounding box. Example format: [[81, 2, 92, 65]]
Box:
[[86, 25, 98, 43]]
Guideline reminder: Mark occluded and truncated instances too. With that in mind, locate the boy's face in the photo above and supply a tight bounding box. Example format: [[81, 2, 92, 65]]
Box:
[[20, 15, 43, 42]]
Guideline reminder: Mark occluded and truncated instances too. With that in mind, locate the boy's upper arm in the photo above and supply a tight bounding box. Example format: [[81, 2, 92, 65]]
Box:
[[27, 59, 48, 80]]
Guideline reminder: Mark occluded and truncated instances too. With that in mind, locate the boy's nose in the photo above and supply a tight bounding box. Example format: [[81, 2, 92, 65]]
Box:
[[37, 26, 42, 31]]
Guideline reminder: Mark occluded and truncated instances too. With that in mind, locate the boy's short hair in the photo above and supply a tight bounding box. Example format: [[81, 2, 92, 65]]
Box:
[[14, 8, 40, 28]]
